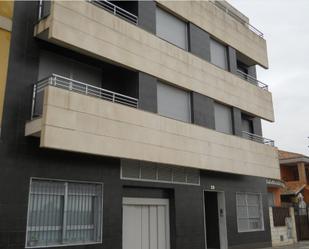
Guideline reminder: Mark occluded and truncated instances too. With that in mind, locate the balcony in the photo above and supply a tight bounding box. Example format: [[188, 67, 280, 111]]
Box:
[[25, 76, 279, 179], [88, 0, 138, 25], [236, 70, 269, 91], [34, 0, 274, 122], [31, 74, 138, 119], [242, 131, 274, 146], [157, 0, 269, 68], [210, 1, 264, 38]]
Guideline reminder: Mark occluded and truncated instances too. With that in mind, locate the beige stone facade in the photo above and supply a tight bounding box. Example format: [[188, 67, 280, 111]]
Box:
[[25, 1, 280, 180], [34, 1, 274, 122], [26, 86, 279, 179], [157, 0, 268, 68]]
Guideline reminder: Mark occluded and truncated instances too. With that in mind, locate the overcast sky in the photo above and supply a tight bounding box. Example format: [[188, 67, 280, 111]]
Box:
[[228, 0, 309, 155]]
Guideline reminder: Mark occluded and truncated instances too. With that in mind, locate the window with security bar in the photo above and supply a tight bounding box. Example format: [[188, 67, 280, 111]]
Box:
[[26, 179, 103, 248], [236, 193, 264, 232], [121, 159, 200, 185]]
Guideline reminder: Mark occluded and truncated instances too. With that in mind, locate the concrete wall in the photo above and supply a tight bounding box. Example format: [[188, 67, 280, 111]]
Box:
[[157, 0, 268, 68], [27, 86, 279, 179], [269, 207, 297, 247], [34, 1, 274, 122]]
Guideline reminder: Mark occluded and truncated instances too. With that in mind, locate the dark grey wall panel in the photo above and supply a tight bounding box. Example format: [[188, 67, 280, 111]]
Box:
[[232, 107, 242, 136], [253, 117, 263, 136], [228, 46, 237, 74], [201, 171, 271, 249], [191, 92, 215, 129], [138, 0, 156, 33], [138, 72, 157, 113], [1, 1, 40, 142], [188, 23, 210, 61]]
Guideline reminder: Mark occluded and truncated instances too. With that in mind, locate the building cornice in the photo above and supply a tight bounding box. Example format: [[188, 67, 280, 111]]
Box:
[[280, 157, 309, 165]]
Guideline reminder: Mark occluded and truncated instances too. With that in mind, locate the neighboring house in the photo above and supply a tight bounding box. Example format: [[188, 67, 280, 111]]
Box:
[[266, 150, 309, 245], [267, 150, 309, 207], [0, 1, 279, 249], [279, 150, 309, 206], [0, 1, 13, 135]]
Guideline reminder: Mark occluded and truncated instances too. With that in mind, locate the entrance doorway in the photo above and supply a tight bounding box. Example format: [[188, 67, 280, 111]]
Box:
[[204, 191, 228, 249], [122, 198, 170, 249]]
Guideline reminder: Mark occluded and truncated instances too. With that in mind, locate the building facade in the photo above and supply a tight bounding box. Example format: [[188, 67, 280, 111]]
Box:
[[267, 150, 309, 207], [0, 1, 279, 249]]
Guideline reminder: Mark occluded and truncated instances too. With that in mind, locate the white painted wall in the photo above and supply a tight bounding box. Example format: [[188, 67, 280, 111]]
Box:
[[269, 207, 297, 247]]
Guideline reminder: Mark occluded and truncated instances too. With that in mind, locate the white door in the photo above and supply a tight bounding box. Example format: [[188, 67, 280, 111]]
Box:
[[122, 198, 170, 249]]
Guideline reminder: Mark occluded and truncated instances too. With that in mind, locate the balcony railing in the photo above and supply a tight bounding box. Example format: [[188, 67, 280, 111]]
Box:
[[88, 0, 138, 25], [236, 70, 269, 91], [210, 1, 264, 37], [31, 74, 138, 119], [242, 131, 274, 146]]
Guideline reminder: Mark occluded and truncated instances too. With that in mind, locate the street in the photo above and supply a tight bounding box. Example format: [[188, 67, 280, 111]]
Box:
[[266, 242, 309, 249]]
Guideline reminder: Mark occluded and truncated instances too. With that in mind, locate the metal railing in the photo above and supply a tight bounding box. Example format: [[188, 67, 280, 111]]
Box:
[[31, 74, 138, 119], [211, 1, 264, 38], [236, 70, 269, 91], [242, 131, 274, 146], [88, 0, 138, 25], [38, 0, 43, 20]]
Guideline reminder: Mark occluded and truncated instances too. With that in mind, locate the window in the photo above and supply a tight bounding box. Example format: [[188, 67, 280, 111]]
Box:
[[236, 193, 264, 232], [214, 102, 233, 134], [156, 7, 188, 50], [237, 60, 249, 75], [210, 38, 228, 70], [157, 82, 191, 122], [26, 179, 103, 248], [241, 114, 254, 134], [121, 159, 200, 185]]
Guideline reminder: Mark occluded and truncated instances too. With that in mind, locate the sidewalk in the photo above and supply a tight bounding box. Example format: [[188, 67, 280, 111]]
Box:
[[265, 242, 309, 249]]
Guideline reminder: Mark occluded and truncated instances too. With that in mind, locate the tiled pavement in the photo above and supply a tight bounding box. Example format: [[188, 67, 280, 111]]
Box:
[[264, 242, 309, 249]]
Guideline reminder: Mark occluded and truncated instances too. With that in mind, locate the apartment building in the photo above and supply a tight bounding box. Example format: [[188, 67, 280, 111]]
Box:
[[0, 1, 279, 249]]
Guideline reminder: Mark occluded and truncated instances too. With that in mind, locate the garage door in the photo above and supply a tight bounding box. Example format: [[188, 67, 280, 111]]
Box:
[[122, 198, 170, 249]]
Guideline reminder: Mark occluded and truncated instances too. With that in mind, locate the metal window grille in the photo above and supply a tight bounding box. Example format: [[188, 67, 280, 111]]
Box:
[[236, 193, 264, 232], [26, 179, 103, 248], [272, 207, 290, 227], [121, 160, 200, 185]]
